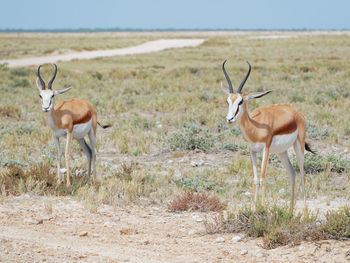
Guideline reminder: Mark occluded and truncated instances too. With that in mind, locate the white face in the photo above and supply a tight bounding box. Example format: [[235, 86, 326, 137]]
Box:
[[39, 89, 55, 112], [226, 94, 244, 123]]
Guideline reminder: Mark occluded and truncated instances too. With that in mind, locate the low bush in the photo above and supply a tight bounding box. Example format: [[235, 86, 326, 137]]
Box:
[[168, 191, 227, 212], [167, 123, 214, 152]]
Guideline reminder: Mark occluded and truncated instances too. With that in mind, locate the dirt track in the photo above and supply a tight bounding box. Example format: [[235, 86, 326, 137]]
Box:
[[0, 39, 205, 68], [0, 195, 349, 263]]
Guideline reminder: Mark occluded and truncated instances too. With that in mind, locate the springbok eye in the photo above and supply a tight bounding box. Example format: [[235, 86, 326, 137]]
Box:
[[238, 100, 243, 106], [39, 95, 42, 98]]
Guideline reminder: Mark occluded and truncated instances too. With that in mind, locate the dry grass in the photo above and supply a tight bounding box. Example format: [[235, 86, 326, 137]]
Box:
[[204, 205, 350, 249], [0, 105, 21, 119], [168, 191, 227, 212], [0, 163, 90, 196]]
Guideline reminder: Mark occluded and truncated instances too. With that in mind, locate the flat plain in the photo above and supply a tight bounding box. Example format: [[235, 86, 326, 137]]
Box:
[[0, 31, 349, 262]]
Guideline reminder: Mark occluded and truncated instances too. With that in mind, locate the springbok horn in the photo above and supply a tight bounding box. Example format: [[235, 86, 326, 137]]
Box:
[[37, 65, 45, 90], [48, 64, 57, 90], [222, 60, 233, 93], [237, 61, 251, 94]]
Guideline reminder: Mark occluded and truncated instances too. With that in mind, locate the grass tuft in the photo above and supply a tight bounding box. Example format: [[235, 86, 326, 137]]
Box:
[[0, 105, 21, 119], [168, 191, 227, 212]]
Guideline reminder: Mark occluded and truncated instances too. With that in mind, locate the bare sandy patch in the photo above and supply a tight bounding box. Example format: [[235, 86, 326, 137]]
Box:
[[0, 39, 206, 68], [0, 195, 349, 262]]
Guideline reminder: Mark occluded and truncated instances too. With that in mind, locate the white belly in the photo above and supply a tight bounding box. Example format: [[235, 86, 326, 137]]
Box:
[[249, 129, 298, 153], [54, 119, 92, 139]]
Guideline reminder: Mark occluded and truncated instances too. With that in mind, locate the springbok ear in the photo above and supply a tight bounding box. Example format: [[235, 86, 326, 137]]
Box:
[[221, 82, 230, 95], [54, 87, 72, 96], [246, 90, 273, 101], [36, 78, 42, 92]]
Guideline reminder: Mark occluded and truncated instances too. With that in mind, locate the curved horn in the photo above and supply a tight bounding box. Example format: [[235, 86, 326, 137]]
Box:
[[237, 61, 251, 94], [222, 60, 233, 93], [37, 65, 45, 90], [48, 64, 57, 90]]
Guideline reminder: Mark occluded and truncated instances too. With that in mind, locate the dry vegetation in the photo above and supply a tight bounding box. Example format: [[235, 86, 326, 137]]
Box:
[[204, 205, 350, 249], [0, 32, 350, 253]]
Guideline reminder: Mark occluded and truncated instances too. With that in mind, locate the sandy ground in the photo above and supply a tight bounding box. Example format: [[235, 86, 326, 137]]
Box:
[[0, 39, 205, 68], [0, 194, 349, 263], [1, 149, 349, 263]]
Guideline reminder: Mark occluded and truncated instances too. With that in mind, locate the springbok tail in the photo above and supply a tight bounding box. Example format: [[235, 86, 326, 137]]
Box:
[[305, 142, 316, 154], [97, 122, 111, 129]]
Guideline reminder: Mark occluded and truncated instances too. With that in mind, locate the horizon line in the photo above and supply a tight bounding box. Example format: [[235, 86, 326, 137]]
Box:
[[1, 27, 350, 33]]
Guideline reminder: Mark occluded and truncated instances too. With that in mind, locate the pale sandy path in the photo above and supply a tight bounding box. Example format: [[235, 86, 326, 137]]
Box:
[[0, 38, 205, 68]]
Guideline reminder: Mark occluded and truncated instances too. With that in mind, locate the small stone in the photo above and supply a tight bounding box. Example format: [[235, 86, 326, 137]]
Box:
[[167, 160, 174, 164], [92, 233, 100, 238], [298, 245, 305, 251], [79, 231, 88, 237], [104, 221, 115, 227], [240, 249, 248, 255], [188, 230, 196, 236], [279, 188, 285, 194], [215, 237, 225, 243], [192, 215, 203, 222], [111, 215, 120, 222], [231, 236, 241, 242], [190, 161, 198, 167], [60, 168, 67, 174], [243, 191, 252, 196]]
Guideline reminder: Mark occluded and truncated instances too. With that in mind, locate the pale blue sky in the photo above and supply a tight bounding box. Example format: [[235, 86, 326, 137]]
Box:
[[0, 0, 349, 30]]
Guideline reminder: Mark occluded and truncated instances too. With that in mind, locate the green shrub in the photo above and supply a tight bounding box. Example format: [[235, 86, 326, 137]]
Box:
[[293, 154, 350, 174], [167, 123, 214, 151], [0, 122, 39, 136], [222, 143, 239, 152], [302, 154, 325, 174], [92, 71, 103, 80], [322, 207, 350, 239], [326, 155, 350, 173], [10, 67, 31, 77], [11, 77, 30, 87], [174, 175, 216, 192], [307, 123, 330, 139]]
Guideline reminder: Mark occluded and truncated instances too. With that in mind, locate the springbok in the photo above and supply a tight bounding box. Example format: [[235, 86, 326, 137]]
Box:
[[222, 60, 315, 212], [36, 64, 109, 186]]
